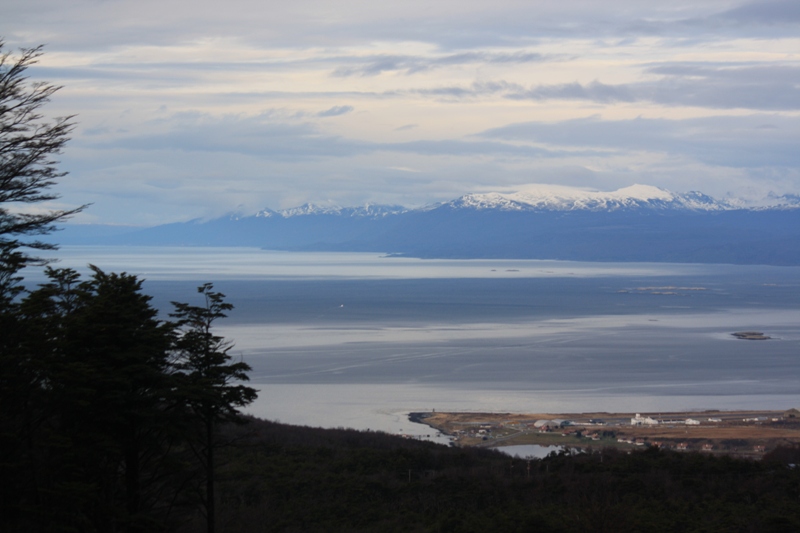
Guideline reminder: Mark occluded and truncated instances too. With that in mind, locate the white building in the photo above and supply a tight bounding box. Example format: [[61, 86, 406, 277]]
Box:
[[631, 413, 659, 426]]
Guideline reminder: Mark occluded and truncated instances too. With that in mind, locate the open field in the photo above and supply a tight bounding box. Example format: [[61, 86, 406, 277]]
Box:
[[413, 408, 800, 457]]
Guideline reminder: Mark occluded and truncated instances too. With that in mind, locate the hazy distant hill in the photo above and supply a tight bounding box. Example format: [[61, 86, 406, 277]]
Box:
[[56, 185, 800, 266]]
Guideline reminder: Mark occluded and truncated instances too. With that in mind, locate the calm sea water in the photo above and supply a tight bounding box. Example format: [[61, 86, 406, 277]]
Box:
[[28, 246, 800, 440]]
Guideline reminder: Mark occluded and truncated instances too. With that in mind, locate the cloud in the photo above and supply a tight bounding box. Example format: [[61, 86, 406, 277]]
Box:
[[480, 114, 800, 168], [411, 80, 525, 99], [418, 64, 800, 111], [378, 139, 572, 158], [511, 81, 637, 104], [5, 0, 800, 225], [717, 0, 800, 25], [508, 77, 795, 110], [83, 110, 596, 162], [317, 105, 354, 117], [86, 112, 371, 160], [6, 1, 800, 55], [331, 51, 549, 77]]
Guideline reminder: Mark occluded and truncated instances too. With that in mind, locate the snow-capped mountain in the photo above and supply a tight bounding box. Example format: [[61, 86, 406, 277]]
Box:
[[241, 184, 788, 220], [255, 203, 407, 218], [58, 183, 800, 266], [444, 184, 731, 212]]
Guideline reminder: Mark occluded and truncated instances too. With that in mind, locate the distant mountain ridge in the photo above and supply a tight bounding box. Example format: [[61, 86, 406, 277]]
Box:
[[251, 203, 408, 219], [54, 184, 800, 266], [445, 184, 732, 212]]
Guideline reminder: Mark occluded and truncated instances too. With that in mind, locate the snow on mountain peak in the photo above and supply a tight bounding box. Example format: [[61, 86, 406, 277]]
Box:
[[276, 203, 408, 218], [279, 203, 343, 217], [249, 185, 750, 220], [448, 184, 729, 212], [607, 184, 673, 201]]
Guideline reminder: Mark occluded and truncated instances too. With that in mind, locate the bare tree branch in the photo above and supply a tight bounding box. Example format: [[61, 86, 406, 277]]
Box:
[[0, 40, 87, 293]]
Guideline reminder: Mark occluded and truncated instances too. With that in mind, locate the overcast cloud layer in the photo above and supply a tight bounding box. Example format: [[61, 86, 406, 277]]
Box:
[[3, 0, 799, 224]]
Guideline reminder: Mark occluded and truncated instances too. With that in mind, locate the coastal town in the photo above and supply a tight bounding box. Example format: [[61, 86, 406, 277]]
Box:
[[413, 408, 800, 458]]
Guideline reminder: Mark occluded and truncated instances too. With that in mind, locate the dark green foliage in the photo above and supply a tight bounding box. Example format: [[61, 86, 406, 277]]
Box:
[[56, 266, 181, 532], [171, 284, 257, 427], [181, 420, 800, 533], [0, 47, 87, 529], [3, 266, 185, 532], [0, 42, 84, 302], [0, 46, 84, 524], [1, 268, 258, 533], [171, 284, 257, 533]]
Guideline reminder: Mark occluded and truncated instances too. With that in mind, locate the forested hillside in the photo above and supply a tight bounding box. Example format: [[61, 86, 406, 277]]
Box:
[[198, 418, 800, 533]]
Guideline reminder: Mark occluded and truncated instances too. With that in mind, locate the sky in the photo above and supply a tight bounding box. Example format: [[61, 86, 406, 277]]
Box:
[[3, 0, 800, 225]]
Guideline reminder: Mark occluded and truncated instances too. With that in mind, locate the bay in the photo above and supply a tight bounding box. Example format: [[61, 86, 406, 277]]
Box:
[[27, 246, 800, 440]]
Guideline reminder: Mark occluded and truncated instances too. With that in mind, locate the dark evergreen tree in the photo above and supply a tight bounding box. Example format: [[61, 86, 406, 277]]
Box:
[[0, 40, 263, 533], [63, 266, 181, 533], [0, 42, 83, 529], [6, 266, 189, 532], [0, 41, 84, 303], [171, 284, 257, 533], [12, 267, 91, 533]]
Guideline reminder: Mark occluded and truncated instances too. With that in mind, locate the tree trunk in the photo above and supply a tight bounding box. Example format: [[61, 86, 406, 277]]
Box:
[[206, 417, 215, 533], [126, 423, 141, 533]]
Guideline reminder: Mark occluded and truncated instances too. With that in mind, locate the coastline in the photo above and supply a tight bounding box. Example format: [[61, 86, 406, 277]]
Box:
[[411, 408, 800, 458]]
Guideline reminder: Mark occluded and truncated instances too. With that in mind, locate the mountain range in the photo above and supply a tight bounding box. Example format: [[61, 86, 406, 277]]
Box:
[[56, 184, 800, 266]]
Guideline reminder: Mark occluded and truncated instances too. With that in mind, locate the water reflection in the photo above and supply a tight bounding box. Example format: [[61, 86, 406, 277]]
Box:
[[23, 246, 800, 436], [30, 246, 712, 281]]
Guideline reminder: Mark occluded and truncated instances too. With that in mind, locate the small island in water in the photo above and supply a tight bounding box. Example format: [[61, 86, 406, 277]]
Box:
[[732, 331, 771, 340]]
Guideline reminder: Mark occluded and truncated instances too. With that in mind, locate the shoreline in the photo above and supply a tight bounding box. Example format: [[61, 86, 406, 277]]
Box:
[[410, 408, 800, 457]]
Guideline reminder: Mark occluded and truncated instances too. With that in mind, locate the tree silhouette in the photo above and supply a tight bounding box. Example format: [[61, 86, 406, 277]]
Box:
[[0, 41, 85, 303], [172, 284, 257, 533], [67, 266, 179, 532], [1, 44, 85, 527], [5, 266, 188, 532]]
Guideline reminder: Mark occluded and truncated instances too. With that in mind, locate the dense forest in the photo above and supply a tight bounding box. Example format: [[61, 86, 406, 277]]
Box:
[[1, 266, 257, 532], [202, 421, 800, 533], [3, 42, 800, 533]]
